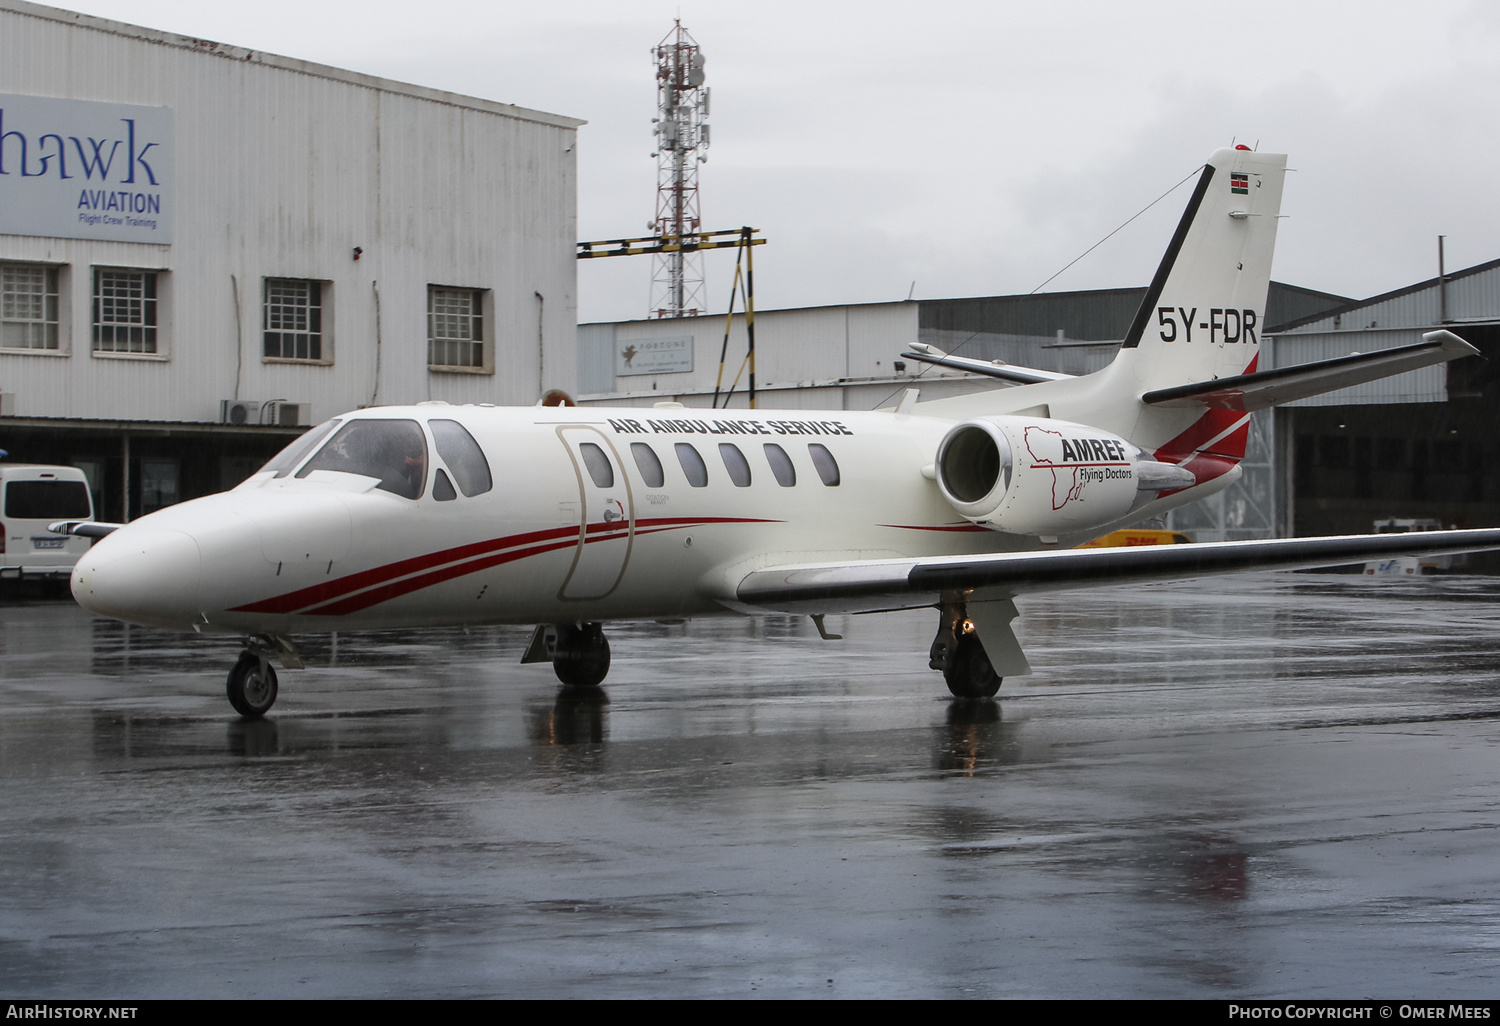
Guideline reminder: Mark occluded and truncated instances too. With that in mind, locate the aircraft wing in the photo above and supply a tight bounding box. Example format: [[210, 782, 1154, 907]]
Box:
[[1141, 330, 1477, 412], [733, 528, 1500, 615]]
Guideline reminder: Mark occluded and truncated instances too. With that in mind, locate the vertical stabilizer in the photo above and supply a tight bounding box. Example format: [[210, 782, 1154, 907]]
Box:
[[1104, 148, 1286, 487], [1120, 147, 1286, 391]]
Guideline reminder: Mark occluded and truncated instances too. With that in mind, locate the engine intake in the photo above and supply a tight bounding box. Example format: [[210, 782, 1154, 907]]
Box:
[[934, 416, 1196, 537]]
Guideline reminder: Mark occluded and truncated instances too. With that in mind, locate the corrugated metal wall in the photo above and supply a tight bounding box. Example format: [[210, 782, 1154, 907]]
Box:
[[0, 1, 581, 424]]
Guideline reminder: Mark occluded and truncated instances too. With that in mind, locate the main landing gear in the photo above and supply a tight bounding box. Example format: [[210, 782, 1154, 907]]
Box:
[[522, 622, 612, 688], [929, 603, 1002, 699]]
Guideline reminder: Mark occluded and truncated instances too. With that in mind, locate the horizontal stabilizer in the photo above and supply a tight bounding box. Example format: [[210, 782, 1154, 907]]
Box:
[[735, 529, 1500, 615], [904, 343, 1074, 384], [49, 521, 121, 539], [1142, 330, 1478, 411]]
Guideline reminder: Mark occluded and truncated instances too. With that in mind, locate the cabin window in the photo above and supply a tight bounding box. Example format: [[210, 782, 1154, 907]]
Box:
[[719, 444, 752, 487], [295, 419, 428, 499], [429, 419, 493, 496], [632, 443, 665, 488], [261, 419, 341, 478], [675, 443, 709, 487], [763, 444, 796, 487], [432, 469, 457, 502], [809, 443, 841, 486], [579, 442, 614, 488]]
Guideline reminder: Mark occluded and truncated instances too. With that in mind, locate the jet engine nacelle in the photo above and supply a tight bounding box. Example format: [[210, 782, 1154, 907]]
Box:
[[934, 416, 1196, 537]]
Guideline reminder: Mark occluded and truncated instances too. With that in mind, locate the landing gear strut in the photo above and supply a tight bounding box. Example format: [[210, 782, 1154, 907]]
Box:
[[930, 603, 1002, 699], [523, 622, 612, 688]]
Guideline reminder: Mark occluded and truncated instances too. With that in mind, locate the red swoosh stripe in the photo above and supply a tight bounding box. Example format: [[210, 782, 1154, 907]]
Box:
[[230, 516, 779, 617], [878, 523, 992, 533]]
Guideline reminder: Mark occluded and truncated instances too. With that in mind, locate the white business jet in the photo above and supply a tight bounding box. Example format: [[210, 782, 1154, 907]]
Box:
[[63, 146, 1500, 717]]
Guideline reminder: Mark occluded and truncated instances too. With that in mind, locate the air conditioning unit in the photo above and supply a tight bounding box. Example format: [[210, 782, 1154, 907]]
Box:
[[220, 400, 312, 426], [221, 399, 263, 425], [269, 402, 311, 427]]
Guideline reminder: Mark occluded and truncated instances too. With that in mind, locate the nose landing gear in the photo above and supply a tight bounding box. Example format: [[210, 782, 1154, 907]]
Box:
[[227, 652, 279, 717], [225, 634, 303, 718]]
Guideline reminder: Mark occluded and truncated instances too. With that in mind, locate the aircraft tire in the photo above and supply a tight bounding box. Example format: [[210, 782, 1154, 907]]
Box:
[[552, 625, 611, 688], [944, 634, 1001, 699], [227, 652, 279, 718]]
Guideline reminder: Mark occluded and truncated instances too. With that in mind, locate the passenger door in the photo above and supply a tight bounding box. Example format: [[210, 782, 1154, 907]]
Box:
[[556, 427, 634, 601]]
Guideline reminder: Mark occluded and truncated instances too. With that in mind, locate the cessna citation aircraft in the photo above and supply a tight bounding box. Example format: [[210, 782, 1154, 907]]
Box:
[[64, 146, 1500, 717]]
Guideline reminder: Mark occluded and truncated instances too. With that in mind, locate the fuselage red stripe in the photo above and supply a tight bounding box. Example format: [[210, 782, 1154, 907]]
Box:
[[229, 515, 781, 617], [302, 537, 580, 615], [878, 523, 991, 533]]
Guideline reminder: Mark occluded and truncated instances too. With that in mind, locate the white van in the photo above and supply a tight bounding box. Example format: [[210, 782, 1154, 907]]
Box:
[[0, 464, 95, 579]]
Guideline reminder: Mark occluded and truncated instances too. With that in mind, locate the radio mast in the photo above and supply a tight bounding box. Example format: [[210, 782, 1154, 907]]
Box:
[[649, 21, 709, 318]]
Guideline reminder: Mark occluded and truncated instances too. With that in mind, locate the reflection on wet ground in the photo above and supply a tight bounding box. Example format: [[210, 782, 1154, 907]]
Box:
[[3, 574, 1500, 996]]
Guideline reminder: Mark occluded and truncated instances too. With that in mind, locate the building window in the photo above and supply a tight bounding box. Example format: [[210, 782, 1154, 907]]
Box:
[[428, 286, 486, 369], [1, 263, 60, 350], [263, 278, 325, 361], [93, 269, 158, 354]]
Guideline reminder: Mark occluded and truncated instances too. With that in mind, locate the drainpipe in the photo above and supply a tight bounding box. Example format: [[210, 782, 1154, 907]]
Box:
[[1438, 235, 1448, 324]]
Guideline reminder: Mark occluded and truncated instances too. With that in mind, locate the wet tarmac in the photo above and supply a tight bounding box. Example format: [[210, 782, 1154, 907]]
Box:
[[3, 574, 1500, 998]]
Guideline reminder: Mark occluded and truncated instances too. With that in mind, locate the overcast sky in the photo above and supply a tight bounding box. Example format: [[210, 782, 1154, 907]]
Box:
[[59, 0, 1500, 323]]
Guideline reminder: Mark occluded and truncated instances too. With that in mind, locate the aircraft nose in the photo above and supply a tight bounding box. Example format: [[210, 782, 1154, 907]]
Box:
[[72, 527, 203, 629]]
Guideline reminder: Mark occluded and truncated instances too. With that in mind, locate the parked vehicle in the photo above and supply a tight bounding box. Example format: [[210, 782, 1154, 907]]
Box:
[[0, 464, 95, 580], [1364, 519, 1466, 575]]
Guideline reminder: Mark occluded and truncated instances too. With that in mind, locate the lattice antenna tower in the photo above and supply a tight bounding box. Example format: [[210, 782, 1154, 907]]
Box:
[[649, 20, 710, 318]]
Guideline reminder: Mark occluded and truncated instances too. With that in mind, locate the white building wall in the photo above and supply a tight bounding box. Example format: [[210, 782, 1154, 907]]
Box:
[[0, 1, 581, 424]]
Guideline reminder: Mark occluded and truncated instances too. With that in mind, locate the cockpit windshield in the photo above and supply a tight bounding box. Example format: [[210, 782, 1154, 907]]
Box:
[[294, 419, 429, 499], [260, 419, 342, 478]]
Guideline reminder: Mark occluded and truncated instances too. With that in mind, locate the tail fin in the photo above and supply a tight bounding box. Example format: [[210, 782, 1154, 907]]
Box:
[[1118, 147, 1286, 391]]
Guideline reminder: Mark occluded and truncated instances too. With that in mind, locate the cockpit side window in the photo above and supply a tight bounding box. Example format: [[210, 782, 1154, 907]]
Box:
[[295, 419, 428, 499], [260, 419, 341, 478], [429, 419, 493, 497]]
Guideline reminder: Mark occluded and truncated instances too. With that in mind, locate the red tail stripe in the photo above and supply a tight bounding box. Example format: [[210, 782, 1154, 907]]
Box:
[[1152, 353, 1259, 465]]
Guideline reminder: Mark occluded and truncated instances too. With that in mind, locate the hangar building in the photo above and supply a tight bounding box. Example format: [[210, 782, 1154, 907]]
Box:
[[0, 0, 582, 522], [1273, 258, 1500, 538]]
